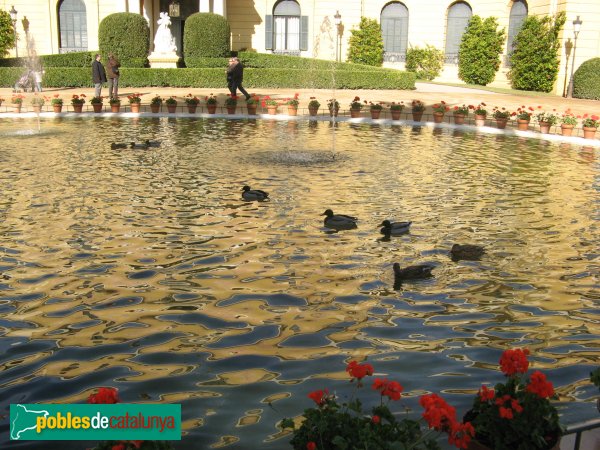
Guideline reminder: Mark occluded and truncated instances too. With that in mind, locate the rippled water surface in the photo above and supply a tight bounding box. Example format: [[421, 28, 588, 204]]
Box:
[[0, 118, 598, 449]]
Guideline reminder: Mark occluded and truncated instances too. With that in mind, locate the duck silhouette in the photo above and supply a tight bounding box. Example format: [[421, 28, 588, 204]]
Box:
[[393, 262, 434, 281], [322, 209, 358, 230], [380, 220, 412, 236], [130, 142, 149, 149], [110, 142, 128, 149], [145, 140, 161, 148], [450, 244, 485, 261], [242, 185, 269, 201]]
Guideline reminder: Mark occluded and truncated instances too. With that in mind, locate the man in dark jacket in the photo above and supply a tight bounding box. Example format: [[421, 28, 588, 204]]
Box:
[[92, 54, 107, 97], [226, 57, 250, 100]]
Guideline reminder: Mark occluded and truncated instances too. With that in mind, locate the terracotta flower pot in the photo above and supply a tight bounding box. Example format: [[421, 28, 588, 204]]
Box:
[[517, 119, 530, 131], [560, 124, 574, 136], [287, 106, 298, 116], [453, 113, 466, 125], [226, 106, 236, 115], [150, 104, 160, 113], [130, 103, 140, 113], [329, 107, 339, 117], [187, 104, 197, 114], [207, 104, 217, 114], [12, 104, 22, 113], [166, 104, 177, 113], [32, 105, 42, 113], [72, 104, 83, 113], [267, 105, 278, 115], [539, 121, 551, 134], [92, 103, 103, 113], [412, 110, 423, 122], [111, 104, 120, 113], [53, 104, 62, 113], [495, 118, 508, 129], [433, 112, 444, 123], [582, 126, 597, 139], [247, 104, 257, 115], [474, 114, 486, 127], [350, 108, 361, 118], [370, 109, 381, 119], [391, 110, 402, 120], [308, 106, 319, 116]]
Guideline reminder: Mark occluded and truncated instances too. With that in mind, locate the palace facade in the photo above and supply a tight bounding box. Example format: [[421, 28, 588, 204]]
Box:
[[3, 0, 599, 95]]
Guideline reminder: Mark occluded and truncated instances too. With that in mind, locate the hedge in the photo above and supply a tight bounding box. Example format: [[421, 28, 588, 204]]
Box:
[[98, 13, 149, 67], [0, 51, 147, 68], [573, 58, 600, 100], [183, 13, 230, 60], [0, 67, 416, 90], [237, 51, 378, 71]]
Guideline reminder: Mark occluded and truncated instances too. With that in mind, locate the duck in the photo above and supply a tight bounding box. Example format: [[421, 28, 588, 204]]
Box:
[[110, 142, 129, 149], [130, 142, 149, 149], [322, 209, 358, 230], [145, 140, 161, 148], [380, 219, 412, 236], [242, 185, 269, 201], [450, 244, 485, 261], [393, 262, 434, 281]]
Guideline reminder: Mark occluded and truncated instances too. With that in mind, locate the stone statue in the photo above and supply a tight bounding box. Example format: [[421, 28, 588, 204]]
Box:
[[154, 12, 177, 53]]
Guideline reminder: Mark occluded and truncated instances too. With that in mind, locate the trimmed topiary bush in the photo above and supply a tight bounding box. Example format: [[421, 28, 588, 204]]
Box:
[[183, 13, 230, 64], [573, 58, 600, 100], [458, 15, 505, 86], [98, 13, 149, 67], [347, 17, 384, 67], [508, 12, 566, 92], [405, 45, 444, 80]]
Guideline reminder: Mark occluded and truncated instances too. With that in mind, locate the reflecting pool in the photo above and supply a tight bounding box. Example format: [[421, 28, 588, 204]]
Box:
[[0, 117, 598, 449]]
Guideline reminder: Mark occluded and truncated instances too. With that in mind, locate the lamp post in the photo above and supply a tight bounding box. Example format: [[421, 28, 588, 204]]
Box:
[[9, 5, 17, 58], [334, 11, 342, 62], [566, 15, 582, 98]]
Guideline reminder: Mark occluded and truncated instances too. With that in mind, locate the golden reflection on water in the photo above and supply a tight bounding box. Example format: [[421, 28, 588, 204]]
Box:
[[0, 118, 598, 448]]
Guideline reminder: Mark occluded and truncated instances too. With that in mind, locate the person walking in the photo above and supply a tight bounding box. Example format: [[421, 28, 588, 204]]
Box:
[[226, 57, 250, 100], [106, 53, 120, 99], [92, 54, 107, 97]]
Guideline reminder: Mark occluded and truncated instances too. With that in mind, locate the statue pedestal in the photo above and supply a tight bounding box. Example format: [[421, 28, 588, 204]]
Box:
[[148, 52, 179, 68]]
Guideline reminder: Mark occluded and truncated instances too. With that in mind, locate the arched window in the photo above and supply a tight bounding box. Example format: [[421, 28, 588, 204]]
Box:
[[507, 0, 527, 54], [445, 2, 472, 64], [58, 0, 88, 53], [273, 0, 301, 53], [381, 2, 409, 62]]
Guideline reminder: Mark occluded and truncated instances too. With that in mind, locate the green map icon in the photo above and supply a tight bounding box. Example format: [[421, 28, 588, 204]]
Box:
[[10, 404, 49, 439]]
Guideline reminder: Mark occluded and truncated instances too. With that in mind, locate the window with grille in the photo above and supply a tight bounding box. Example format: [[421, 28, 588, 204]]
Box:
[[381, 2, 409, 55], [273, 0, 301, 51], [58, 0, 88, 52], [445, 2, 472, 64], [507, 0, 527, 54]]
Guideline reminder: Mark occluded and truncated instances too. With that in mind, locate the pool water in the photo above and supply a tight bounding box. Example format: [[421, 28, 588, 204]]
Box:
[[0, 118, 598, 449]]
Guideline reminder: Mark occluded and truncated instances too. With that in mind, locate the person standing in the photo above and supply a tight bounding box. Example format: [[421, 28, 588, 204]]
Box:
[[106, 53, 120, 99], [33, 67, 44, 92], [92, 54, 107, 97], [226, 57, 250, 100]]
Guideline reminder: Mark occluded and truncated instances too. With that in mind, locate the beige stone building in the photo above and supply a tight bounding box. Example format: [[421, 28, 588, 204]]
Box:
[[3, 0, 599, 95]]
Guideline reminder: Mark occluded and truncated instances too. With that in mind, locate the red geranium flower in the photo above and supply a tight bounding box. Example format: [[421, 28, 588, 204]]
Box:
[[499, 348, 530, 376], [88, 387, 119, 404], [346, 360, 374, 381], [306, 441, 317, 450], [526, 371, 555, 398], [308, 389, 328, 406]]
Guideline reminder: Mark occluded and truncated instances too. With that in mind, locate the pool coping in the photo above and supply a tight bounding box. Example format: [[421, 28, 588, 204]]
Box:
[[3, 111, 599, 148]]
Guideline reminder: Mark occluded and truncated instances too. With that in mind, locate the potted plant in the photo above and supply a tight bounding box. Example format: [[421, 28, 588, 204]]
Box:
[[473, 103, 487, 126], [581, 114, 599, 139], [560, 111, 577, 137], [432, 101, 448, 123], [262, 96, 278, 115], [90, 95, 103, 113], [368, 101, 383, 119], [308, 97, 320, 117], [411, 99, 425, 122], [150, 95, 162, 113], [464, 348, 562, 450], [327, 99, 340, 117], [50, 95, 63, 113], [205, 93, 218, 114], [515, 106, 534, 131], [184, 94, 200, 113], [126, 93, 142, 113], [282, 360, 474, 450], [453, 104, 470, 125], [246, 94, 260, 115], [535, 111, 558, 134], [349, 96, 362, 118], [30, 94, 45, 113], [11, 94, 25, 113], [224, 95, 238, 114], [389, 101, 404, 120], [165, 96, 177, 113], [109, 97, 121, 113], [286, 93, 300, 116], [492, 107, 511, 129], [70, 94, 86, 113]]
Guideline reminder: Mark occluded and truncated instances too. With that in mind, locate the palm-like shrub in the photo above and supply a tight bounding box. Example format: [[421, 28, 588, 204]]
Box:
[[347, 17, 384, 67]]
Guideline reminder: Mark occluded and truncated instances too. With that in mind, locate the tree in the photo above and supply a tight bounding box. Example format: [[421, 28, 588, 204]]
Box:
[[0, 10, 16, 58], [458, 16, 505, 86], [508, 12, 566, 92], [347, 17, 384, 66]]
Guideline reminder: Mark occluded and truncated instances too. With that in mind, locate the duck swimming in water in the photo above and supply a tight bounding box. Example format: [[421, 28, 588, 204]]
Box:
[[393, 262, 434, 281], [130, 142, 149, 149], [145, 140, 161, 148], [380, 220, 412, 236], [242, 185, 269, 201], [110, 142, 129, 149], [450, 244, 485, 261], [322, 209, 358, 230]]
